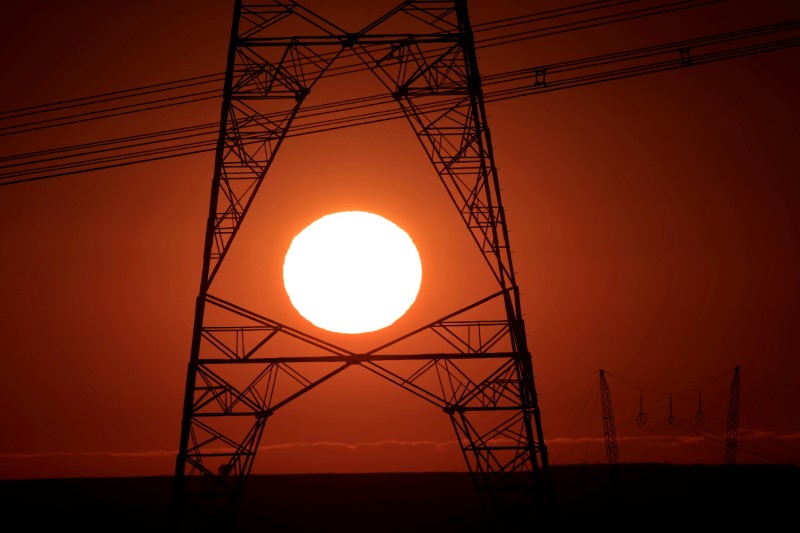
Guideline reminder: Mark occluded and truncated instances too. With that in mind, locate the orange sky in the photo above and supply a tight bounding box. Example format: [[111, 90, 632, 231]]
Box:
[[1, 0, 799, 480]]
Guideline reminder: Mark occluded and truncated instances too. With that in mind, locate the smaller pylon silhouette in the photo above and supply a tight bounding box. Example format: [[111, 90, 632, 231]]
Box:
[[695, 391, 706, 426], [725, 366, 741, 464], [599, 369, 619, 464], [636, 392, 647, 427]]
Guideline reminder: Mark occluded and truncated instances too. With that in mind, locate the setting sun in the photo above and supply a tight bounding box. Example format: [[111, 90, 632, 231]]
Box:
[[282, 211, 422, 334]]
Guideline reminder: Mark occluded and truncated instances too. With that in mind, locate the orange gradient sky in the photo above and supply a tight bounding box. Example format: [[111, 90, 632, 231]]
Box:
[[1, 0, 799, 479]]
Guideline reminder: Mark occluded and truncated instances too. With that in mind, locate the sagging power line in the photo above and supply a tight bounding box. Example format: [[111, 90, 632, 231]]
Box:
[[5, 1, 794, 186]]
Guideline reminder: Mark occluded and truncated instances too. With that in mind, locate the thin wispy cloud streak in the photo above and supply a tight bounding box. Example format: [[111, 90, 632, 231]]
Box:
[[3, 431, 798, 463]]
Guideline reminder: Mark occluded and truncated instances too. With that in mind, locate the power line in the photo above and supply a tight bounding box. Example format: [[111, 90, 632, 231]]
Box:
[[476, 0, 727, 49], [2, 18, 795, 187], [0, 72, 226, 121], [1, 4, 797, 186], [0, 0, 719, 131]]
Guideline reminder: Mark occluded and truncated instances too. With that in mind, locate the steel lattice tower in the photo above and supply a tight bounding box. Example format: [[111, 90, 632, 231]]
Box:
[[725, 365, 741, 465], [599, 369, 619, 465], [171, 1, 551, 530]]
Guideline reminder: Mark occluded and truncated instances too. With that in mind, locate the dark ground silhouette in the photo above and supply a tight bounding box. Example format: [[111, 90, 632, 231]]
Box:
[[2, 463, 797, 532]]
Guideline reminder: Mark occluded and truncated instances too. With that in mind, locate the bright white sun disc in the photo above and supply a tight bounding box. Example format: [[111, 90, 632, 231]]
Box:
[[283, 211, 422, 334]]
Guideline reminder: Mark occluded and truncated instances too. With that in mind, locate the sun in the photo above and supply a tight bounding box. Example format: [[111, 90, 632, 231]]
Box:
[[282, 211, 422, 334]]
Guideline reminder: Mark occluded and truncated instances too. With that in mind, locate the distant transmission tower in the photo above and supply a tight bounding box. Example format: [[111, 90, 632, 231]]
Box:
[[725, 365, 741, 465], [635, 392, 647, 427], [599, 369, 619, 464], [171, 0, 552, 530], [695, 391, 705, 426]]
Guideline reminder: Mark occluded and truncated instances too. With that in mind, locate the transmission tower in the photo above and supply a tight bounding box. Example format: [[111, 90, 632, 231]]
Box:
[[725, 365, 741, 465], [599, 369, 619, 465], [635, 392, 646, 427], [171, 0, 552, 530], [695, 391, 705, 427]]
